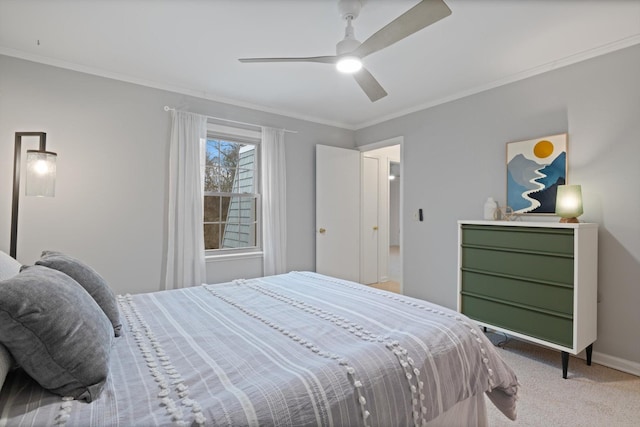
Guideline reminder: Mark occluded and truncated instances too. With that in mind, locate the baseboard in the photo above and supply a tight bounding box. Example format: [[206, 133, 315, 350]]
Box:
[[487, 331, 640, 378], [591, 351, 640, 377], [554, 347, 639, 378]]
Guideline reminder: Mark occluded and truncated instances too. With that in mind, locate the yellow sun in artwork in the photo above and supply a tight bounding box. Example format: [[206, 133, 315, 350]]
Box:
[[533, 140, 554, 158]]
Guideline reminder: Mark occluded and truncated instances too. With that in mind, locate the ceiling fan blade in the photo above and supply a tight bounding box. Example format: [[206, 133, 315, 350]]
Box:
[[353, 67, 387, 102], [239, 55, 337, 64], [353, 0, 451, 59]]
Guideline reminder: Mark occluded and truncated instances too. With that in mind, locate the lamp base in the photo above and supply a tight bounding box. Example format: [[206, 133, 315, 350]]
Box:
[[559, 217, 580, 223]]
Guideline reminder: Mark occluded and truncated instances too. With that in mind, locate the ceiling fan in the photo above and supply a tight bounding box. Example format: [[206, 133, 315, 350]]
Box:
[[238, 0, 451, 102]]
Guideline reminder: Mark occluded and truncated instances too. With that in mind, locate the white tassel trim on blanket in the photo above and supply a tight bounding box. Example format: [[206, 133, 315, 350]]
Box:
[[119, 294, 206, 426]]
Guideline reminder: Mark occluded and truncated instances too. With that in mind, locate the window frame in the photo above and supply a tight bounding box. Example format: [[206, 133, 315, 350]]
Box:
[[203, 123, 262, 258]]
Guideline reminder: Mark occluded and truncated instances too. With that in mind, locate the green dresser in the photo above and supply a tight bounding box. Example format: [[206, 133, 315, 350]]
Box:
[[457, 221, 598, 378]]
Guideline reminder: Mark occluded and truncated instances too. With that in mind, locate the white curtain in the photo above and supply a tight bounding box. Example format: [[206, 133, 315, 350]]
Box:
[[165, 110, 207, 289], [261, 127, 287, 276]]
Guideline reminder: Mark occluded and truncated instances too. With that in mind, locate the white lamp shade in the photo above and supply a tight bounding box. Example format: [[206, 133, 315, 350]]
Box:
[[25, 150, 57, 197], [555, 185, 583, 218]]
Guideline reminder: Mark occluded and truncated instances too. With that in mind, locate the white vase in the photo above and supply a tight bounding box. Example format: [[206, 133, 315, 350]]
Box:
[[484, 197, 498, 220]]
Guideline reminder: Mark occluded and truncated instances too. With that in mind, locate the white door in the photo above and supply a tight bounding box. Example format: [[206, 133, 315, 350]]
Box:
[[316, 145, 360, 282], [361, 156, 379, 284]]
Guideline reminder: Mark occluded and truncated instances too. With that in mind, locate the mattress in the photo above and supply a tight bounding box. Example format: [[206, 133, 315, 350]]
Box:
[[0, 271, 518, 426]]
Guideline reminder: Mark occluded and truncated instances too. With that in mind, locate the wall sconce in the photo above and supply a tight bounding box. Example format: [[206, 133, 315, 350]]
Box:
[[555, 184, 583, 223], [10, 132, 57, 259]]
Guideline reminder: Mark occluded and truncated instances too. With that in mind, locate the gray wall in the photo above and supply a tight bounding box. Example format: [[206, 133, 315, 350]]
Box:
[[0, 55, 354, 294], [2, 45, 638, 370], [355, 45, 640, 369]]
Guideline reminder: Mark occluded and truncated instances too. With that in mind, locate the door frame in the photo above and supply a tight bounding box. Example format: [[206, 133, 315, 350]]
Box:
[[361, 155, 380, 284], [358, 136, 404, 292]]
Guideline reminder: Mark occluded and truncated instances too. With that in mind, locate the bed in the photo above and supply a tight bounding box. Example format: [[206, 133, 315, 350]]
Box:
[[0, 251, 518, 427]]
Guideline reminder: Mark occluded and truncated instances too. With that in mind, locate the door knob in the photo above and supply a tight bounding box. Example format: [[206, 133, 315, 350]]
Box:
[[319, 228, 326, 234], [373, 226, 378, 231]]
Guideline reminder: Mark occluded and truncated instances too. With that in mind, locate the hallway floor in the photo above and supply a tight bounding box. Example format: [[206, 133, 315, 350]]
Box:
[[369, 281, 401, 293], [369, 245, 401, 294]]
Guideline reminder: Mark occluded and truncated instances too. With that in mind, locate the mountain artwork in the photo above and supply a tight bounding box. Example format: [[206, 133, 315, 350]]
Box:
[[506, 134, 567, 214]]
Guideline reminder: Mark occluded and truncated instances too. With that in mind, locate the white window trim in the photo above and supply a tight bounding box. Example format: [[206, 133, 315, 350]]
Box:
[[204, 122, 262, 258], [205, 250, 264, 263], [207, 123, 261, 142]]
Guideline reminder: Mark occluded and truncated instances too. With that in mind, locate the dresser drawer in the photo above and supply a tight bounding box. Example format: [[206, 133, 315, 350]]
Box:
[[460, 270, 573, 315], [461, 294, 573, 348], [461, 246, 574, 285], [461, 225, 574, 255]]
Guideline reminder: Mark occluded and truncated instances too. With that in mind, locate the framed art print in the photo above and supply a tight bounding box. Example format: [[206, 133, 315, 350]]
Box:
[[506, 133, 567, 214]]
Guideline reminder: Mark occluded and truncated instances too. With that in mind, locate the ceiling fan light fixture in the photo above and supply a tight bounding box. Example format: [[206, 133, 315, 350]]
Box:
[[336, 56, 362, 73], [238, 0, 452, 102]]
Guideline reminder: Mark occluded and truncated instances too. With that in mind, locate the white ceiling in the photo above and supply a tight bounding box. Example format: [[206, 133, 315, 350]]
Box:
[[1, 0, 639, 129]]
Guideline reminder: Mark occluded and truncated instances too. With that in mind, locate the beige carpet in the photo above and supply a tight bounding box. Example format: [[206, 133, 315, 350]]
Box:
[[485, 333, 640, 426]]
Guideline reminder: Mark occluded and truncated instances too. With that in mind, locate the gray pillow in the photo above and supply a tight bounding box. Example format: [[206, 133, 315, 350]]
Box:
[[0, 265, 113, 402], [36, 251, 122, 337]]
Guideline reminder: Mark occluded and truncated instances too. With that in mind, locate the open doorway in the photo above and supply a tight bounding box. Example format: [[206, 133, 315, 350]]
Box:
[[388, 161, 401, 286], [359, 139, 402, 294]]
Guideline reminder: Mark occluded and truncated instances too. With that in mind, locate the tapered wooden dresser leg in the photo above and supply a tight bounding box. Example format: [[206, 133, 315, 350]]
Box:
[[586, 344, 593, 366]]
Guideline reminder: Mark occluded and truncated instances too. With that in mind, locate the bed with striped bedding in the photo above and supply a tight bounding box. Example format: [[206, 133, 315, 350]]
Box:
[[0, 271, 518, 426]]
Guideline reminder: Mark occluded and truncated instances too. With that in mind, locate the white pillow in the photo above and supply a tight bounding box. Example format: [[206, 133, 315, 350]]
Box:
[[0, 343, 13, 393], [0, 250, 21, 281], [0, 251, 20, 392]]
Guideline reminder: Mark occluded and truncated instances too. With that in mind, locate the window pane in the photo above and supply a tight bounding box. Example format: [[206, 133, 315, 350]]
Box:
[[222, 224, 239, 246], [206, 140, 221, 167], [218, 167, 237, 193], [204, 166, 226, 192], [236, 168, 255, 193], [238, 146, 256, 169], [219, 141, 239, 165], [239, 197, 256, 224], [205, 140, 257, 194], [224, 197, 255, 224], [204, 196, 221, 222], [221, 222, 255, 249], [204, 223, 220, 250], [220, 196, 232, 222]]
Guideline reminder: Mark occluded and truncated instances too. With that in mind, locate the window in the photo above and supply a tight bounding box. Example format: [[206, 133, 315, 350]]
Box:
[[203, 127, 260, 255]]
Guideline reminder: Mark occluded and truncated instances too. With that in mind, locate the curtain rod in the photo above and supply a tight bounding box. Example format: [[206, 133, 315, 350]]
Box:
[[163, 106, 297, 134]]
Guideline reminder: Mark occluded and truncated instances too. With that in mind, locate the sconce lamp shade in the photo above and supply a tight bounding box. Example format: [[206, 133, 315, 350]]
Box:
[[25, 150, 57, 197], [555, 185, 583, 223], [10, 131, 57, 259]]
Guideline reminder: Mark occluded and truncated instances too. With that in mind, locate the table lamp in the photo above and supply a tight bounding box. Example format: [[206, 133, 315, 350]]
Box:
[[555, 184, 583, 223]]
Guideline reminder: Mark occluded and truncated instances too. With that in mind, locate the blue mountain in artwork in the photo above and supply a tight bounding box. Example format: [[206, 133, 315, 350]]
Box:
[[507, 169, 532, 211], [507, 154, 543, 211], [507, 154, 542, 190], [529, 176, 565, 213], [537, 152, 566, 189]]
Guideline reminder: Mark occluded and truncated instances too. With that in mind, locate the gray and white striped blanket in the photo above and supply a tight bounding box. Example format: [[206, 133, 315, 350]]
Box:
[[0, 272, 518, 426]]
